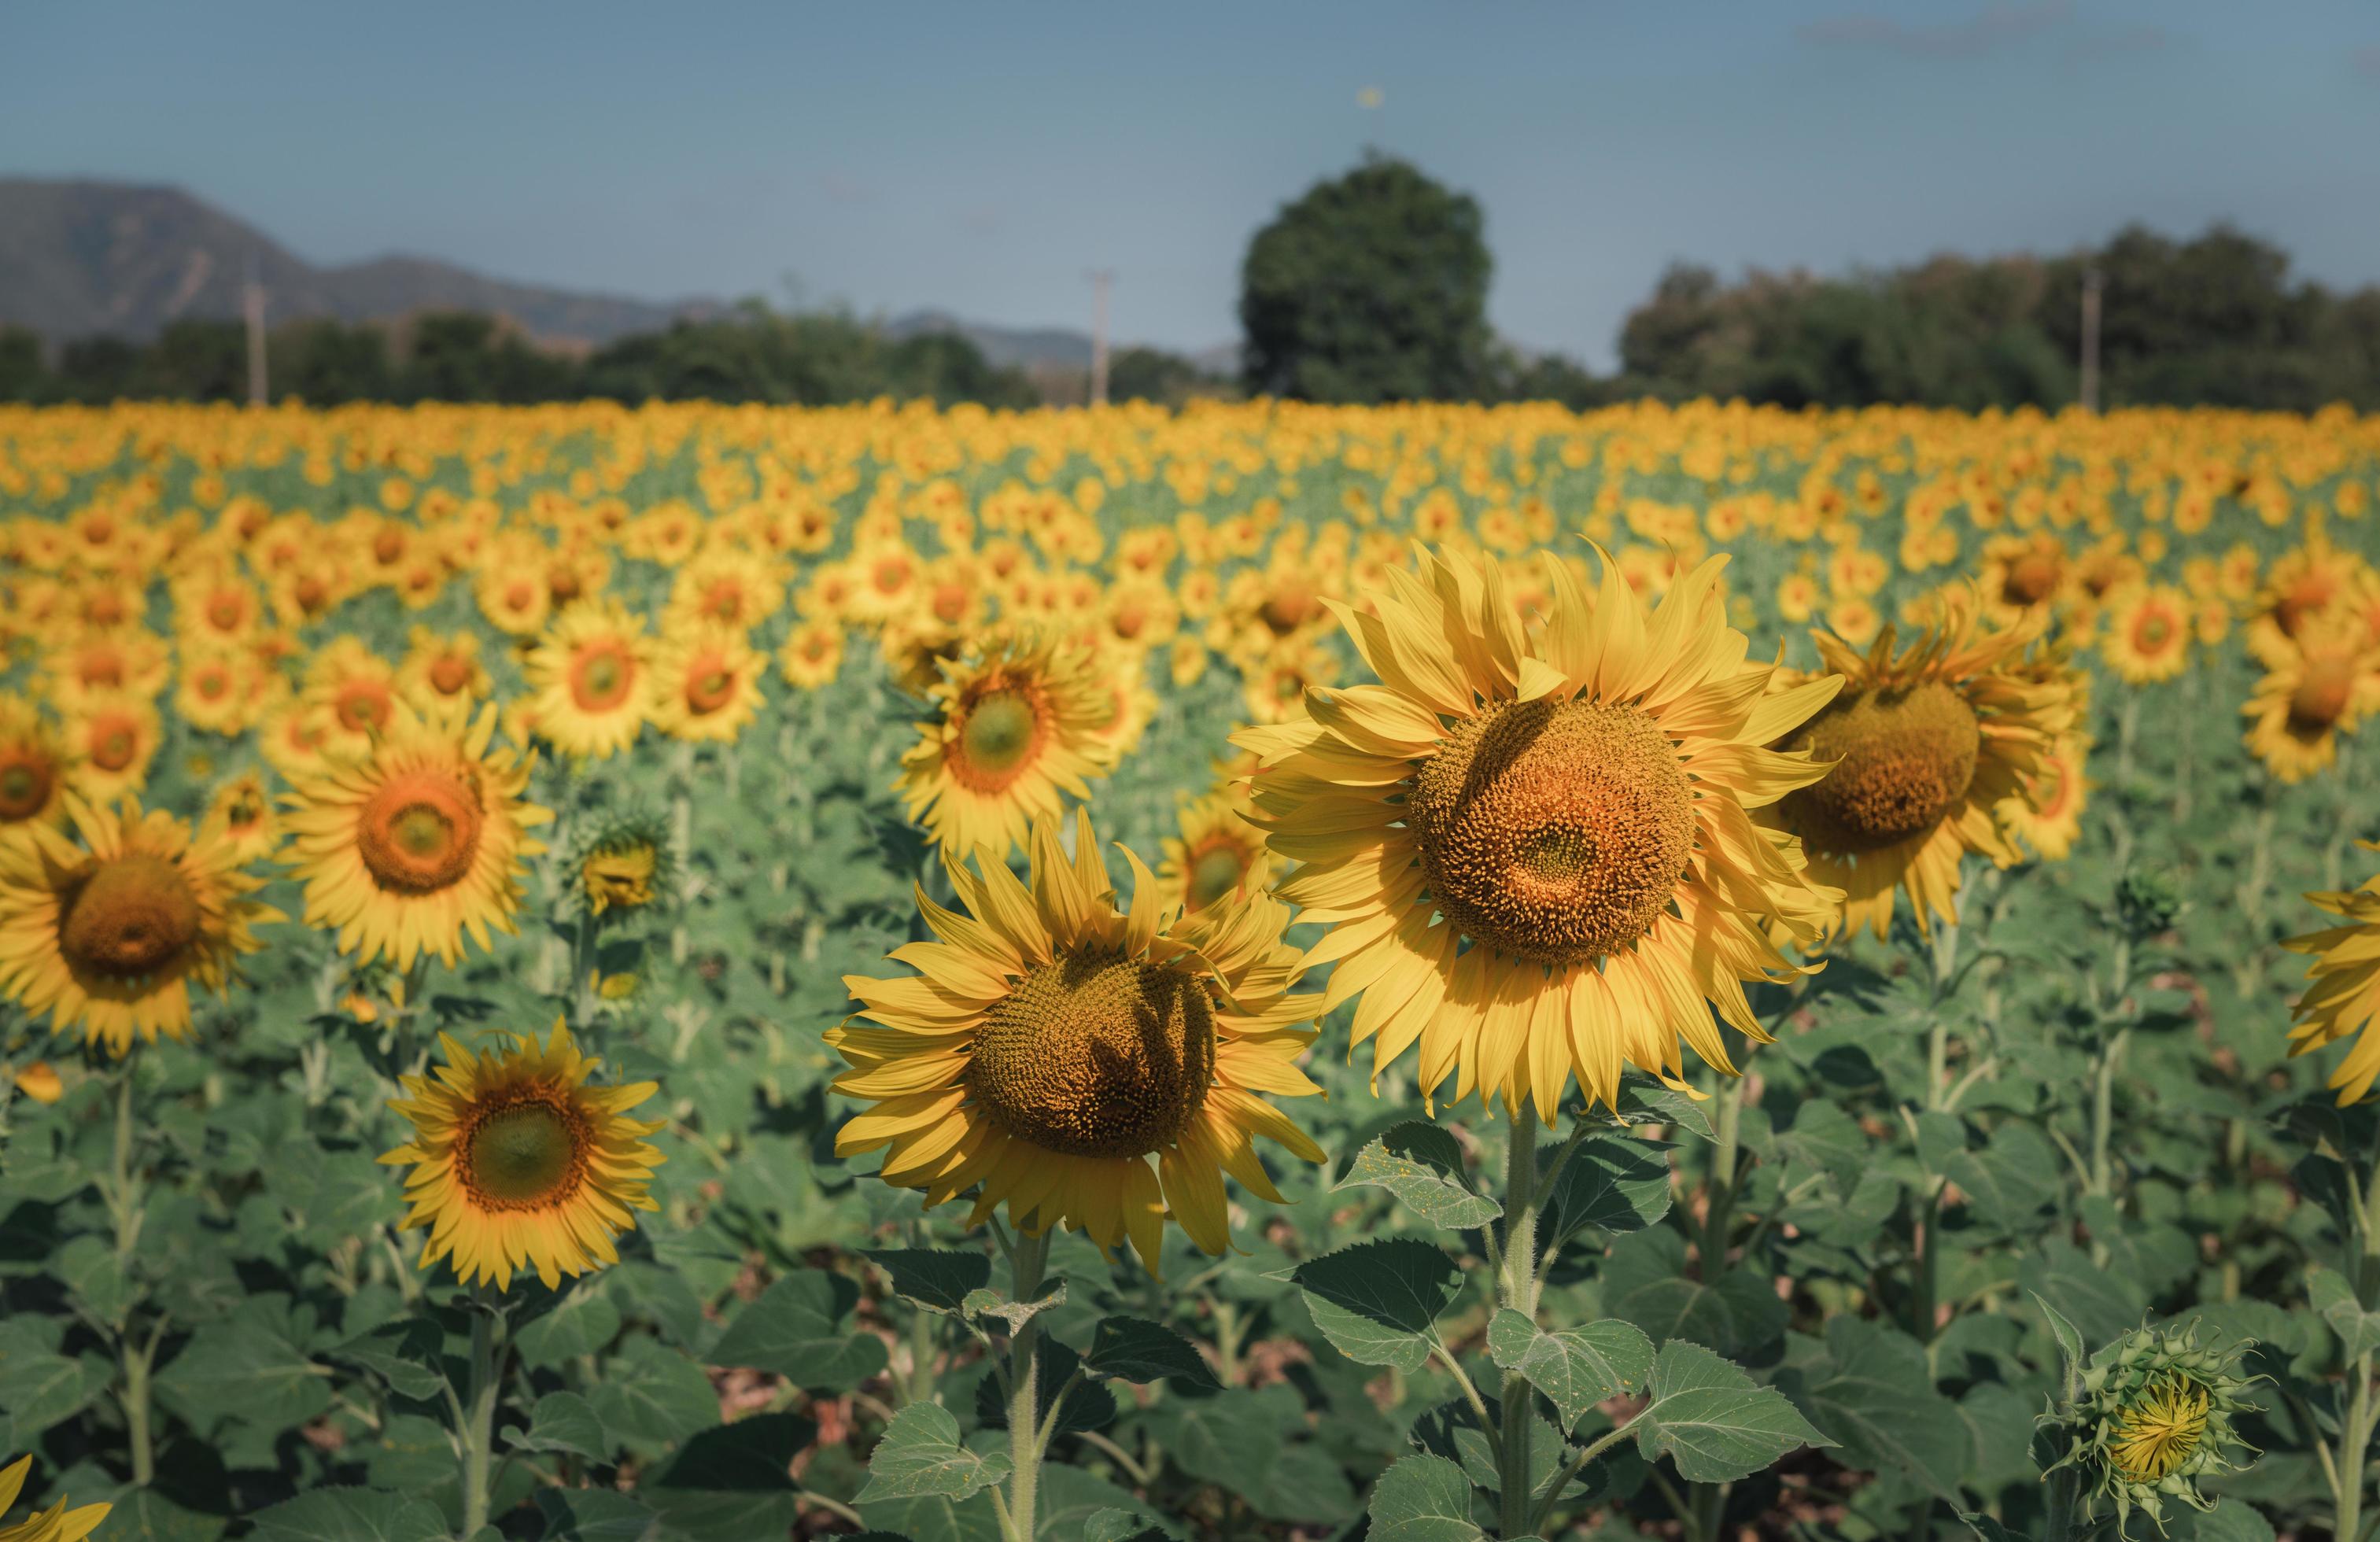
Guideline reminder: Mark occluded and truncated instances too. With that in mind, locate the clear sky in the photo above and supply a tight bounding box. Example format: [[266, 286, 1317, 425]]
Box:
[[6, 1, 2377, 367]]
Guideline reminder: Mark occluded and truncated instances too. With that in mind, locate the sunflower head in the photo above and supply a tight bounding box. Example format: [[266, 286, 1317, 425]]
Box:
[[2042, 1321, 2260, 1533], [379, 1018, 665, 1291], [2282, 843, 2380, 1102], [0, 695, 76, 830], [896, 630, 1118, 859], [562, 807, 679, 924]]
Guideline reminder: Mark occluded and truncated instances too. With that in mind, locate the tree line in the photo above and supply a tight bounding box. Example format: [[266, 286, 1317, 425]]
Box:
[[6, 158, 2374, 411]]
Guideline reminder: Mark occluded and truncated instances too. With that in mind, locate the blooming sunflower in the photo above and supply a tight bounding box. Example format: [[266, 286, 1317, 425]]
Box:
[[2285, 843, 2380, 1102], [1975, 532, 2071, 624], [0, 795, 280, 1056], [896, 630, 1117, 858], [1998, 732, 2091, 862], [1156, 773, 1271, 915], [2241, 625, 2379, 784], [0, 696, 77, 832], [828, 810, 1325, 1275], [647, 622, 766, 743], [2245, 537, 2373, 669], [779, 619, 846, 689], [397, 625, 492, 709], [0, 1454, 109, 1542], [64, 693, 161, 804], [2101, 585, 2191, 685], [1769, 593, 2083, 939], [1236, 545, 1842, 1117], [379, 1019, 666, 1290], [201, 770, 282, 866], [522, 601, 654, 760], [281, 699, 552, 969]]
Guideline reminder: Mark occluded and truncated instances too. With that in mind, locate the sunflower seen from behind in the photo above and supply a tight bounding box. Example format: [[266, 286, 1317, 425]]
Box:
[[281, 699, 551, 970], [379, 1018, 665, 1290], [1767, 592, 2083, 939], [828, 809, 1326, 1275], [0, 795, 279, 1056], [895, 629, 1117, 859], [1237, 544, 1842, 1118]]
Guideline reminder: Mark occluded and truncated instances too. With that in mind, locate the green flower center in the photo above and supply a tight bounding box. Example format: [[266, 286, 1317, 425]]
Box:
[[464, 1100, 585, 1207]]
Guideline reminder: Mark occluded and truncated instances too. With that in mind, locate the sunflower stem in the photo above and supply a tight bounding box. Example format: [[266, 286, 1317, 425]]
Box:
[[1700, 1061, 1747, 1282], [458, 1288, 511, 1540], [2333, 1125, 2380, 1542], [1496, 1099, 1543, 1538], [1001, 1227, 1052, 1542]]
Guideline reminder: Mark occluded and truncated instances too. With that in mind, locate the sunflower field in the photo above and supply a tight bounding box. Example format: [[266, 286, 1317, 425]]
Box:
[[0, 398, 2378, 1542]]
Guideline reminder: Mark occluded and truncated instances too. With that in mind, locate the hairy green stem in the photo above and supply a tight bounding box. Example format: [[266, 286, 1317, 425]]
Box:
[[1496, 1101, 1544, 1538], [2332, 1127, 2380, 1542], [459, 1292, 509, 1539], [1701, 1069, 1746, 1281], [1002, 1227, 1053, 1542]]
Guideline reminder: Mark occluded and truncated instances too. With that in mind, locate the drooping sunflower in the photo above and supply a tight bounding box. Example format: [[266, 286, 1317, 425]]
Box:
[[647, 622, 766, 743], [895, 630, 1117, 858], [1975, 531, 2072, 624], [2284, 843, 2380, 1103], [379, 1019, 666, 1290], [0, 1453, 109, 1542], [828, 810, 1325, 1275], [0, 696, 76, 832], [2242, 624, 2379, 784], [0, 795, 280, 1056], [522, 600, 654, 760], [1156, 770, 1271, 915], [1236, 544, 1843, 1117], [562, 808, 678, 924], [1768, 592, 2083, 939], [2100, 584, 2192, 685], [280, 699, 552, 969]]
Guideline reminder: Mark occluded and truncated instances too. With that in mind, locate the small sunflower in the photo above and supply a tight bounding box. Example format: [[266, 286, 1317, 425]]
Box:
[[397, 625, 492, 709], [281, 699, 552, 969], [0, 795, 280, 1056], [201, 770, 282, 866], [523, 601, 654, 760], [0, 1453, 109, 1542], [63, 693, 161, 804], [2282, 843, 2380, 1102], [1769, 592, 2084, 939], [562, 808, 679, 924], [2042, 1321, 2260, 1533], [2101, 585, 2192, 685], [0, 696, 77, 832], [2242, 625, 2378, 785], [896, 630, 1118, 858], [1237, 544, 1842, 1116], [2245, 537, 2372, 669], [1157, 772, 1270, 915], [1976, 531, 2071, 623], [828, 810, 1326, 1275], [12, 1061, 65, 1105], [379, 1019, 666, 1290], [779, 619, 846, 689], [1998, 732, 2092, 862], [648, 622, 766, 743]]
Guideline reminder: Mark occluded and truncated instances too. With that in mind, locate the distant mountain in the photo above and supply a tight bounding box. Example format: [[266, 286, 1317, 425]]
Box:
[[0, 178, 712, 345], [882, 309, 1094, 371]]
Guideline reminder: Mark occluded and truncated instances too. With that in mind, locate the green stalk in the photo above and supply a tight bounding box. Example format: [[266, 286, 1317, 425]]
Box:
[[1496, 1101, 1543, 1539], [1910, 913, 1961, 1342], [1002, 1227, 1053, 1542], [123, 1321, 164, 1486], [1700, 1069, 1746, 1281], [458, 1291, 510, 1538], [2332, 1127, 2380, 1542]]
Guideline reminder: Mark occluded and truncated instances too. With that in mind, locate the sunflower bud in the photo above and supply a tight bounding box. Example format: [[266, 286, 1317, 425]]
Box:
[[2116, 869, 2186, 936], [2041, 1320, 2260, 1533], [561, 808, 679, 925]]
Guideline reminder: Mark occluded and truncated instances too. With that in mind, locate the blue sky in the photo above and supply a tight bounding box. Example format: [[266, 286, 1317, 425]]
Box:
[[6, 1, 2377, 366]]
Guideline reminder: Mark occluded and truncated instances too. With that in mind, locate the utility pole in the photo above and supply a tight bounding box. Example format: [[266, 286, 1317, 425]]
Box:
[[1087, 268, 1113, 407], [244, 253, 268, 407], [2078, 267, 2103, 415]]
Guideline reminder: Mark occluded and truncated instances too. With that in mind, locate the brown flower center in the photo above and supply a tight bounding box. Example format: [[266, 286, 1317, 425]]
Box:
[[684, 661, 736, 715], [429, 656, 473, 696], [60, 853, 201, 980], [89, 718, 140, 773], [948, 682, 1048, 794], [969, 951, 1215, 1158], [1409, 698, 1695, 965], [357, 769, 484, 895], [0, 748, 56, 821], [2289, 655, 2356, 736], [570, 644, 636, 712], [1782, 679, 1982, 853], [334, 681, 393, 735], [459, 1090, 589, 1209]]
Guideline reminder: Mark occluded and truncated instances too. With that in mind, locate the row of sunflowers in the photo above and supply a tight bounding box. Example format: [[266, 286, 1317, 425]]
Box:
[[0, 398, 2375, 1542]]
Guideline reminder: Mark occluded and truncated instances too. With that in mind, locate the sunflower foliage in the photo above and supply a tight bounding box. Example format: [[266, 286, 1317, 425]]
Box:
[[0, 399, 2374, 1542]]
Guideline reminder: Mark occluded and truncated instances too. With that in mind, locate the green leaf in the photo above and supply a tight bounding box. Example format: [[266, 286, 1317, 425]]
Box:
[[94, 1487, 228, 1541], [1085, 1507, 1180, 1542], [533, 1488, 657, 1542], [245, 1488, 451, 1542], [1601, 1228, 1787, 1359], [2309, 1268, 2380, 1361], [1943, 1123, 2060, 1232], [589, 1335, 721, 1454], [2028, 1289, 2085, 1374], [1083, 1315, 1220, 1388], [361, 1413, 457, 1489], [1334, 1122, 1502, 1230], [0, 1348, 105, 1431], [961, 1276, 1068, 1335], [1913, 1110, 1967, 1175], [1485, 1309, 1654, 1429], [54, 1234, 137, 1326], [1290, 1238, 1465, 1374], [644, 1413, 813, 1539], [709, 1269, 890, 1391], [1537, 1134, 1672, 1256], [334, 1320, 448, 1404], [1141, 1385, 1296, 1492], [1366, 1453, 1485, 1542], [1776, 1098, 1866, 1195], [508, 1390, 609, 1460], [864, 1248, 993, 1313], [1616, 1081, 1718, 1142], [1777, 1317, 1969, 1501], [972, 1339, 1115, 1435], [2020, 1239, 2146, 1348], [855, 1404, 1013, 1504], [514, 1284, 625, 1369], [1635, 1341, 1834, 1483], [154, 1296, 331, 1435]]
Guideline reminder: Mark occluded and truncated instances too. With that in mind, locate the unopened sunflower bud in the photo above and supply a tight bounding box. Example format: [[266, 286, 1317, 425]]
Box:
[[2040, 1320, 2260, 1533], [561, 807, 679, 924]]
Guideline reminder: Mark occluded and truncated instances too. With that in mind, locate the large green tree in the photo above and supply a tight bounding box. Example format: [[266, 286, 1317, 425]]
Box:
[[1238, 155, 1493, 402]]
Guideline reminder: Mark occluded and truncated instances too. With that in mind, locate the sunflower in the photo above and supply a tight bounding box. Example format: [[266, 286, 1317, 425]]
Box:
[[0, 795, 280, 1056], [647, 622, 766, 743], [1769, 592, 2083, 939], [62, 694, 162, 804], [379, 1019, 666, 1290], [2100, 584, 2192, 685], [828, 810, 1325, 1275], [563, 809, 677, 924], [2242, 625, 2380, 784], [2246, 538, 2373, 668], [1975, 531, 2071, 624], [1157, 772, 1271, 915], [0, 1454, 109, 1542], [201, 770, 282, 865], [523, 601, 654, 759], [1236, 544, 1842, 1117], [1998, 732, 2091, 862], [896, 630, 1117, 858], [281, 699, 552, 969], [780, 619, 847, 690], [397, 625, 492, 708], [305, 636, 404, 754], [2285, 843, 2380, 1102], [0, 696, 77, 832], [173, 645, 256, 736]]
